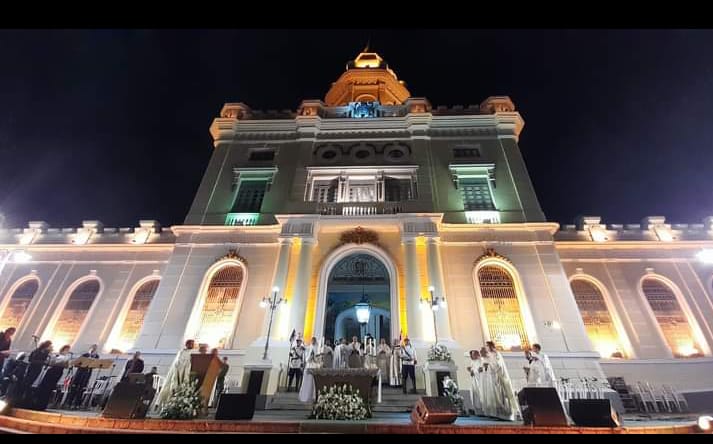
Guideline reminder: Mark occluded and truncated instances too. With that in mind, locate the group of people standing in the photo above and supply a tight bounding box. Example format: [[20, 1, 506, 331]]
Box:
[[467, 341, 556, 421], [288, 335, 420, 402]]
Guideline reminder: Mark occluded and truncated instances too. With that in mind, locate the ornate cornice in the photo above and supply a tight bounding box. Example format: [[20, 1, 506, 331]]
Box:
[[339, 226, 379, 246], [215, 249, 247, 265], [474, 248, 511, 265]]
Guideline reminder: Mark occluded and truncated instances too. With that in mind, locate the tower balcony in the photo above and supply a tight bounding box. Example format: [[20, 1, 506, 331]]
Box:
[[316, 201, 404, 216]]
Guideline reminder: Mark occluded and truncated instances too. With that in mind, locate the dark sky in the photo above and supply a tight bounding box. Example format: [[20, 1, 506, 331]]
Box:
[[1, 29, 712, 229]]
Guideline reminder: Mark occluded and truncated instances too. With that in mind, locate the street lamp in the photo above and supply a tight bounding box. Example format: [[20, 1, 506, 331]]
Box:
[[421, 285, 447, 345], [260, 286, 284, 361], [355, 295, 371, 339]]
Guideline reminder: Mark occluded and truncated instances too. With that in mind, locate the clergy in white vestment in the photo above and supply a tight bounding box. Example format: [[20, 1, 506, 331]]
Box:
[[389, 339, 401, 387], [376, 338, 391, 383], [486, 341, 520, 421], [321, 339, 334, 369], [156, 339, 195, 409], [478, 347, 499, 418], [532, 344, 556, 387], [466, 350, 484, 416], [333, 338, 349, 369], [299, 337, 320, 402], [524, 350, 545, 386], [364, 337, 378, 369], [348, 336, 363, 369]]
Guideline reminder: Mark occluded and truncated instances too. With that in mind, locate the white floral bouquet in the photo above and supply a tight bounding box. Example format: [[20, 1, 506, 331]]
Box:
[[442, 376, 465, 415], [159, 378, 204, 420], [427, 344, 452, 362], [311, 384, 370, 420]]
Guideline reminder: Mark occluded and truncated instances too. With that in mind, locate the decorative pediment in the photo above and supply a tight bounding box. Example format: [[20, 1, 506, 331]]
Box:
[[340, 226, 379, 245], [474, 248, 511, 265], [215, 249, 247, 265]]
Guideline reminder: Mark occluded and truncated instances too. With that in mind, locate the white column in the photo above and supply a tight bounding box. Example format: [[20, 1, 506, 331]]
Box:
[[427, 237, 453, 340], [404, 239, 423, 342], [266, 238, 292, 340], [289, 238, 316, 339]]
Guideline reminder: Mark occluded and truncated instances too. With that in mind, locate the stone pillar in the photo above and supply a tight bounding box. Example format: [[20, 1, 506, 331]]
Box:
[[404, 239, 423, 342], [427, 237, 453, 341], [266, 238, 292, 340], [289, 238, 316, 339]]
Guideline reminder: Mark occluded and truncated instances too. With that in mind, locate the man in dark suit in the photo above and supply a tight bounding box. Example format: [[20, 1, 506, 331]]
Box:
[[64, 344, 100, 409], [122, 351, 144, 380]]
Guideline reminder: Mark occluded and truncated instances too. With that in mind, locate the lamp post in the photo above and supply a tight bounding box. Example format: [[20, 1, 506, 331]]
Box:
[[260, 286, 284, 361], [421, 285, 447, 345], [355, 296, 371, 339]]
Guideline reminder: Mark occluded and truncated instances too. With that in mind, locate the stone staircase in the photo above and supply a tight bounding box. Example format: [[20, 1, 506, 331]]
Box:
[[267, 387, 425, 413]]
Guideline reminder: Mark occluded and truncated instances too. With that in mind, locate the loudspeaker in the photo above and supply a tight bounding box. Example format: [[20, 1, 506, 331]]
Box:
[[518, 387, 568, 426], [410, 396, 458, 424], [569, 399, 621, 427], [103, 383, 146, 419], [215, 393, 256, 420]]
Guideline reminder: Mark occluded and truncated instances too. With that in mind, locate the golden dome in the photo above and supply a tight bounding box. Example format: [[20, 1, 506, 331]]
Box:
[[324, 50, 411, 107]]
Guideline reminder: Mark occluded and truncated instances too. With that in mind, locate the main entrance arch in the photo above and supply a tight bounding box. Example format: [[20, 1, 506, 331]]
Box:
[[313, 244, 399, 344]]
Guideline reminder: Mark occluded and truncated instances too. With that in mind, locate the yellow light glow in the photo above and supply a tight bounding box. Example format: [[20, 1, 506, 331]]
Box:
[[594, 340, 622, 359], [131, 228, 151, 244], [677, 342, 700, 357], [277, 241, 301, 340], [73, 228, 93, 245], [416, 239, 435, 341], [589, 226, 608, 242], [302, 251, 318, 341]]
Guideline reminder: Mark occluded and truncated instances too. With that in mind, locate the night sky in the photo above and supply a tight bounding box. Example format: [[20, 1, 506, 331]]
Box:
[[1, 29, 712, 229]]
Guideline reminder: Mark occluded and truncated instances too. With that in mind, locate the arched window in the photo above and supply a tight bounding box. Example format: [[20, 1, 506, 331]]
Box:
[[195, 265, 244, 348], [477, 265, 529, 350], [52, 279, 100, 346], [641, 278, 702, 358], [570, 278, 625, 358], [114, 279, 160, 351], [0, 278, 39, 331]]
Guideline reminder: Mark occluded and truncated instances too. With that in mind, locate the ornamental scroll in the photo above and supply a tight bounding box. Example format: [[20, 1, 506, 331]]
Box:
[[339, 227, 379, 246]]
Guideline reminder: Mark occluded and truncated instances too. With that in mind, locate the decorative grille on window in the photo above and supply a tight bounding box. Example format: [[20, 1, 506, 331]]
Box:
[[0, 279, 39, 331], [195, 265, 244, 348], [477, 265, 529, 350], [53, 279, 100, 346], [641, 278, 701, 358], [460, 178, 495, 211], [312, 180, 338, 203], [232, 180, 267, 212], [570, 279, 623, 358], [115, 279, 159, 351], [385, 177, 412, 202]]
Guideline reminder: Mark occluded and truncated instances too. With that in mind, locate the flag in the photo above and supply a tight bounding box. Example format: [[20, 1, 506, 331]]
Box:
[[289, 329, 296, 344]]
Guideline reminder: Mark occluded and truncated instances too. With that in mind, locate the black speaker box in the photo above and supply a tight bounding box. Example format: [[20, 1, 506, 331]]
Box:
[[102, 382, 155, 419], [518, 387, 568, 426], [215, 393, 256, 420], [569, 399, 620, 427], [410, 396, 458, 424]]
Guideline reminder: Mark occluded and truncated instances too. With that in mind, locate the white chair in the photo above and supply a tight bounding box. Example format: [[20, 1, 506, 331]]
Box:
[[635, 381, 657, 413], [662, 384, 689, 413], [645, 382, 668, 413]]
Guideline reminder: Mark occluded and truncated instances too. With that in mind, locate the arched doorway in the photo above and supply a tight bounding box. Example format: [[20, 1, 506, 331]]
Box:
[[324, 253, 391, 344]]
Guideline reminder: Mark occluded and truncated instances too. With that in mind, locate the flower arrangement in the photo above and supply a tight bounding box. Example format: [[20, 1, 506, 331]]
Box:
[[311, 384, 370, 420], [442, 376, 466, 416], [159, 378, 204, 420], [427, 344, 452, 362]]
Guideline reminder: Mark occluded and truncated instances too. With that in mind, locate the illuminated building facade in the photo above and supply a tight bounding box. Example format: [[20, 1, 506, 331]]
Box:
[[1, 51, 712, 404]]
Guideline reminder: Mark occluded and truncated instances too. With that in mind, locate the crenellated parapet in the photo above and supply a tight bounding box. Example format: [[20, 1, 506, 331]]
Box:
[[0, 219, 175, 246], [556, 215, 713, 242]]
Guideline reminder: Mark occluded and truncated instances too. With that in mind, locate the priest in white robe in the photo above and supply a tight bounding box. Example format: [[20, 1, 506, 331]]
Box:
[[466, 350, 483, 415], [364, 337, 377, 369], [156, 339, 195, 410], [348, 336, 363, 369], [478, 346, 499, 418], [376, 339, 391, 383], [486, 341, 520, 421], [320, 339, 334, 369], [333, 338, 348, 369], [299, 337, 320, 402], [532, 343, 556, 387], [524, 350, 545, 386]]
